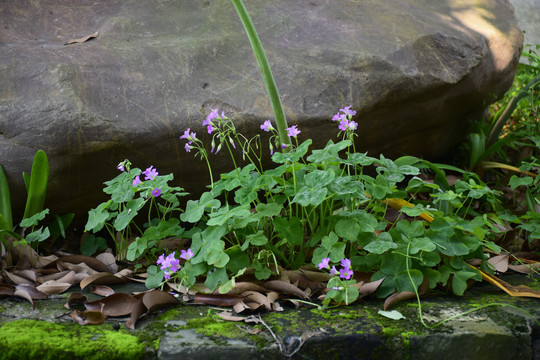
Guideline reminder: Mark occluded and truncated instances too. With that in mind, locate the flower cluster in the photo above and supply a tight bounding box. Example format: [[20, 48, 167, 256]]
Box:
[[156, 248, 194, 280], [332, 106, 358, 132], [117, 161, 161, 197], [180, 128, 197, 153], [318, 257, 354, 280]]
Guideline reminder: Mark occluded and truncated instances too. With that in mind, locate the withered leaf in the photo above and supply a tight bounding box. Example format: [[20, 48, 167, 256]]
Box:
[[471, 264, 540, 298], [194, 293, 244, 306], [85, 293, 140, 317], [3, 270, 34, 285], [60, 255, 109, 272], [126, 298, 147, 330], [36, 281, 72, 295], [508, 262, 540, 274], [241, 291, 272, 311], [142, 290, 178, 312], [95, 253, 118, 274], [216, 311, 247, 322], [225, 282, 267, 295], [358, 278, 385, 298], [14, 284, 47, 300], [91, 285, 115, 297], [383, 291, 416, 310], [264, 280, 309, 300], [65, 31, 99, 45], [64, 292, 88, 309], [71, 305, 106, 325], [80, 272, 127, 290], [0, 284, 14, 297], [488, 254, 510, 273]]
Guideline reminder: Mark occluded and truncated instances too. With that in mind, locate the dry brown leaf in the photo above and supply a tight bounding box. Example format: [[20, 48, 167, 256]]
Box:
[[36, 281, 72, 295], [358, 278, 385, 298], [245, 301, 263, 310], [241, 291, 272, 311], [95, 253, 118, 274], [80, 272, 127, 290], [126, 298, 147, 330], [0, 284, 14, 297], [233, 301, 251, 313], [488, 254, 510, 273], [60, 255, 109, 272], [264, 280, 309, 300], [71, 304, 106, 325], [15, 269, 37, 282], [225, 282, 267, 295], [64, 292, 88, 309], [508, 262, 540, 274], [266, 291, 280, 304], [471, 264, 540, 298], [65, 31, 99, 45], [36, 270, 68, 284], [383, 291, 416, 310], [36, 255, 58, 267], [85, 293, 140, 317], [91, 285, 115, 297], [142, 290, 178, 312], [216, 311, 247, 322], [15, 284, 48, 299], [58, 261, 97, 276], [194, 293, 244, 306], [3, 270, 34, 285]]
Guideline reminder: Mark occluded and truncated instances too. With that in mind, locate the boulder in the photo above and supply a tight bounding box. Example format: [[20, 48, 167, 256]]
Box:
[[0, 0, 523, 225]]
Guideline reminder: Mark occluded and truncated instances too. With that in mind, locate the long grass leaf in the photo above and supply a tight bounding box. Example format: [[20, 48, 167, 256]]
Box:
[[0, 165, 12, 230], [22, 150, 49, 220]]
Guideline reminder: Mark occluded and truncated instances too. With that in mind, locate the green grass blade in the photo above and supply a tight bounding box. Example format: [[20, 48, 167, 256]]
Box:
[[230, 0, 291, 149], [23, 150, 49, 220], [0, 165, 13, 231]]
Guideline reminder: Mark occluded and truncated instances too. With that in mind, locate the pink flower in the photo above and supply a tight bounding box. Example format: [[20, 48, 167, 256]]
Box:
[[132, 175, 141, 186], [286, 125, 301, 137]]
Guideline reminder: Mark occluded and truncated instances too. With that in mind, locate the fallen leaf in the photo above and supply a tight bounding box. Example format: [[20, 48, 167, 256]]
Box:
[[241, 291, 272, 311], [508, 262, 540, 274], [64, 292, 88, 309], [264, 280, 309, 300], [3, 270, 34, 285], [71, 303, 106, 325], [141, 290, 178, 312], [378, 309, 406, 320], [358, 278, 385, 298], [65, 31, 99, 45], [0, 284, 14, 297], [91, 285, 115, 297], [216, 311, 247, 322], [58, 261, 97, 276], [488, 254, 510, 273], [95, 253, 118, 274], [225, 282, 267, 295], [383, 291, 416, 310], [85, 293, 139, 317], [126, 298, 147, 330], [80, 272, 127, 290], [194, 293, 244, 306], [60, 255, 109, 272], [36, 281, 72, 295], [470, 264, 540, 298], [15, 269, 37, 282], [15, 284, 48, 299]]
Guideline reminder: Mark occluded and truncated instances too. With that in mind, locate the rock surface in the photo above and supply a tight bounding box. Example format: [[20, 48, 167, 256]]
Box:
[[0, 0, 523, 223], [509, 0, 540, 52]]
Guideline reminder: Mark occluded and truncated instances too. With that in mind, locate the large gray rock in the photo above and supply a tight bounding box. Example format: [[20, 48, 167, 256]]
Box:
[[0, 0, 523, 225]]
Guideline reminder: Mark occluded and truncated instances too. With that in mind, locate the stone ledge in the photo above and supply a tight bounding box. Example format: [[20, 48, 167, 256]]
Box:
[[0, 274, 539, 360]]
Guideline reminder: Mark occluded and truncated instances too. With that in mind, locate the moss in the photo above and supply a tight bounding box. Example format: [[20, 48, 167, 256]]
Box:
[[0, 319, 145, 360]]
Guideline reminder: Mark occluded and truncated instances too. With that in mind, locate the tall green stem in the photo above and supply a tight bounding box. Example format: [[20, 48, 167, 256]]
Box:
[[230, 0, 291, 150]]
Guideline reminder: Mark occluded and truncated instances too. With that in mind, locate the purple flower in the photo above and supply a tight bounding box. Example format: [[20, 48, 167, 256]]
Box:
[[340, 106, 357, 117], [318, 257, 330, 270], [329, 266, 339, 276], [117, 163, 125, 172], [164, 271, 172, 280], [286, 125, 301, 137], [348, 121, 358, 131], [143, 166, 158, 180], [260, 120, 274, 132], [340, 258, 352, 269], [206, 108, 219, 123], [180, 248, 194, 260], [180, 128, 197, 143], [169, 257, 181, 273], [184, 143, 192, 152], [152, 188, 161, 197], [157, 252, 181, 275], [281, 143, 287, 149], [132, 175, 141, 186], [332, 112, 346, 122], [339, 267, 353, 280], [338, 119, 349, 131]]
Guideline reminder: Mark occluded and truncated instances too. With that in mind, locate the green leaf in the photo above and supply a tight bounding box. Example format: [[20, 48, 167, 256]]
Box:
[[273, 216, 303, 246], [378, 310, 405, 320], [0, 165, 13, 231], [25, 226, 50, 243], [205, 267, 228, 290], [451, 270, 479, 296], [508, 175, 533, 189], [272, 140, 312, 163], [80, 234, 108, 257], [48, 213, 75, 241], [364, 232, 397, 254], [113, 197, 146, 231], [306, 140, 350, 163], [85, 201, 113, 232], [328, 242, 346, 262], [23, 150, 49, 220], [395, 269, 423, 292], [20, 209, 49, 228], [145, 265, 164, 289], [321, 232, 339, 250], [255, 203, 282, 217], [409, 237, 436, 254], [292, 185, 328, 207], [335, 218, 360, 242]]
